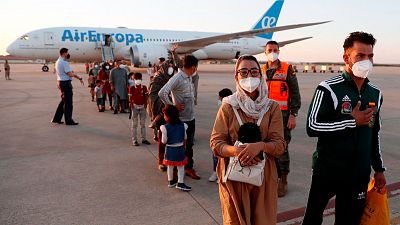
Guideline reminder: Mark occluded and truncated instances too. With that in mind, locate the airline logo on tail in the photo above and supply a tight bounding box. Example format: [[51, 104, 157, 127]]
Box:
[[252, 0, 284, 39]]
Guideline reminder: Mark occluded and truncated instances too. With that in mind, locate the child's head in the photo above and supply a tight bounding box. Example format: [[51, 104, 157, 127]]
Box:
[[162, 105, 181, 125], [218, 88, 233, 100], [95, 79, 101, 86], [134, 72, 142, 80]]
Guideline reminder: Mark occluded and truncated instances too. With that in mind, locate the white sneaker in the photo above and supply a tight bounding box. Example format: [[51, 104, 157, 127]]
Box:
[[208, 171, 218, 182]]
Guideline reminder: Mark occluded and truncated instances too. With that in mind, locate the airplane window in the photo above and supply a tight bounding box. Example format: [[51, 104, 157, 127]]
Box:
[[19, 34, 29, 40]]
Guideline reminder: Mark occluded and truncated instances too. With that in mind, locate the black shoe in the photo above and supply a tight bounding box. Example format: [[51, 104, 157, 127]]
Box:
[[133, 141, 139, 146], [51, 120, 64, 124], [66, 121, 79, 125], [142, 139, 151, 145], [176, 183, 192, 191], [168, 180, 177, 188], [113, 110, 118, 114]]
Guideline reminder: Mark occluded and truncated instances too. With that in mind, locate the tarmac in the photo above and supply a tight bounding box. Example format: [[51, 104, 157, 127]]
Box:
[[0, 63, 399, 225]]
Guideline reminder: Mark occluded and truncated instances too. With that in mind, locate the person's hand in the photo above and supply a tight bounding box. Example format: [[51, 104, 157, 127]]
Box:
[[175, 103, 185, 111], [374, 172, 386, 189], [171, 44, 179, 52], [351, 101, 373, 126], [194, 98, 198, 106], [80, 79, 84, 86], [237, 142, 263, 166], [287, 114, 296, 130], [234, 145, 246, 156]]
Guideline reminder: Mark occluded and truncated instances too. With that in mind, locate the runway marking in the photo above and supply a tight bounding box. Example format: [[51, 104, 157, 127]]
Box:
[[277, 181, 400, 224]]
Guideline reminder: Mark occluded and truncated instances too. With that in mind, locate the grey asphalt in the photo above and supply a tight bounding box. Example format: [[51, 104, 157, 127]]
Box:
[[0, 64, 399, 225]]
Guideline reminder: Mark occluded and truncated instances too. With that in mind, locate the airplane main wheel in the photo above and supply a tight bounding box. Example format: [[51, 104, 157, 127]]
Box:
[[42, 65, 49, 72]]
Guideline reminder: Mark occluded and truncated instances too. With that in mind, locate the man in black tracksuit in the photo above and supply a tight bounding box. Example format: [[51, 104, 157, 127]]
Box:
[[302, 32, 386, 225]]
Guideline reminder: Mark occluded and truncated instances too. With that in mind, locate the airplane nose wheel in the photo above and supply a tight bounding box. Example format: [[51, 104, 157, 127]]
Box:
[[42, 65, 49, 72]]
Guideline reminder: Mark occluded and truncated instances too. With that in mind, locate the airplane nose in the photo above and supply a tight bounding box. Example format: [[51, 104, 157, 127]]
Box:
[[6, 42, 15, 55]]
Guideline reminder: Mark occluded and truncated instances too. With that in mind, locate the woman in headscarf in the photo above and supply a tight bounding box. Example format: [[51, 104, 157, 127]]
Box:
[[210, 55, 285, 225]]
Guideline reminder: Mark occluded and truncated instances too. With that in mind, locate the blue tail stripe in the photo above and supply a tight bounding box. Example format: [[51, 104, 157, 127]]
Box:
[[251, 0, 284, 40]]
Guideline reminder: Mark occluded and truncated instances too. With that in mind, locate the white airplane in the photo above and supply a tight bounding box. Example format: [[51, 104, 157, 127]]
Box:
[[6, 0, 329, 72]]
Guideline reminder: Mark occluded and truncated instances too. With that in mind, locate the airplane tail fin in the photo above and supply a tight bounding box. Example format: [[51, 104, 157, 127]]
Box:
[[251, 0, 284, 40]]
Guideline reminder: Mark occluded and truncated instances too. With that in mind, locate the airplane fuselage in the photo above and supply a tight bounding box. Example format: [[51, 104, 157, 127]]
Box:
[[7, 27, 267, 66]]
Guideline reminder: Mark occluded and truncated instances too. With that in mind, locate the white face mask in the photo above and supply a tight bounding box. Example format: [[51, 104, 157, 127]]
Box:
[[134, 79, 142, 86], [351, 59, 373, 79], [168, 67, 174, 75], [105, 66, 110, 70], [217, 100, 222, 106], [128, 79, 134, 86], [239, 77, 260, 93], [95, 65, 99, 68], [119, 64, 126, 69], [267, 52, 279, 62]]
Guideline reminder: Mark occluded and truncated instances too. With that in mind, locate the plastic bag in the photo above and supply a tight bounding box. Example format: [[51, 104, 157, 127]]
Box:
[[359, 177, 390, 225]]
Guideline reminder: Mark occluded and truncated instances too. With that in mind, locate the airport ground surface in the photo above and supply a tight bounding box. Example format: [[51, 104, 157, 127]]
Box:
[[0, 63, 399, 225]]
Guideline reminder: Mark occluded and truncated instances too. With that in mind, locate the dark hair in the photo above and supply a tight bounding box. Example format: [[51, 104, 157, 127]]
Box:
[[59, 48, 68, 55], [183, 55, 199, 69], [266, 40, 279, 49], [95, 80, 101, 84], [238, 122, 262, 143], [162, 105, 181, 125], [343, 31, 376, 51], [134, 72, 142, 79], [219, 88, 233, 98], [159, 57, 166, 62]]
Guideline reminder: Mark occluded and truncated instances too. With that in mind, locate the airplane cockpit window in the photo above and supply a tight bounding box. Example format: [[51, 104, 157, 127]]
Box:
[[19, 35, 29, 40]]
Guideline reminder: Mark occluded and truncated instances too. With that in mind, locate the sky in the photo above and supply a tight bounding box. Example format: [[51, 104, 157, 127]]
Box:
[[1, 0, 399, 63]]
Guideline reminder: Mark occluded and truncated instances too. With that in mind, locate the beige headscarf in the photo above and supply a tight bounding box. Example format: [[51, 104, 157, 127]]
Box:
[[223, 55, 272, 120]]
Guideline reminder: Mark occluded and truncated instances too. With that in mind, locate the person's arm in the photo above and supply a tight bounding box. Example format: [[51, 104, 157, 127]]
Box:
[[210, 103, 244, 158], [158, 74, 179, 106], [287, 65, 301, 116], [371, 96, 386, 188], [192, 74, 199, 105], [306, 85, 357, 137], [65, 63, 84, 85], [287, 66, 301, 130], [171, 44, 183, 68], [144, 86, 149, 109], [184, 123, 188, 140], [160, 125, 168, 144], [371, 96, 386, 172]]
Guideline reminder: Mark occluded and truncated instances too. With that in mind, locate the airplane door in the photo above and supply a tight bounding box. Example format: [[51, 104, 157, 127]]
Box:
[[243, 39, 249, 50], [44, 32, 55, 45]]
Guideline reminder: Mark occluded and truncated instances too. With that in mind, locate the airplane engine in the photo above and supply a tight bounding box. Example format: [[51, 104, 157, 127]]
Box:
[[129, 45, 170, 67]]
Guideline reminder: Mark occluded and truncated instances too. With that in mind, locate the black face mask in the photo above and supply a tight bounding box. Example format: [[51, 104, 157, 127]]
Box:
[[66, 54, 70, 59]]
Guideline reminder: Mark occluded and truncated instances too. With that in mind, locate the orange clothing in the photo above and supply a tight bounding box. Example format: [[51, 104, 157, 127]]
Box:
[[263, 62, 290, 110], [210, 102, 285, 225]]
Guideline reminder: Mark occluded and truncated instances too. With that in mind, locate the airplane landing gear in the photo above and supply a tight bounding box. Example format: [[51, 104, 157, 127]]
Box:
[[42, 64, 49, 72]]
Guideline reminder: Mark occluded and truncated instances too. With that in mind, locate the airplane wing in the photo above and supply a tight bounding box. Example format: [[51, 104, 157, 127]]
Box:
[[277, 37, 313, 48], [174, 21, 331, 53]]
